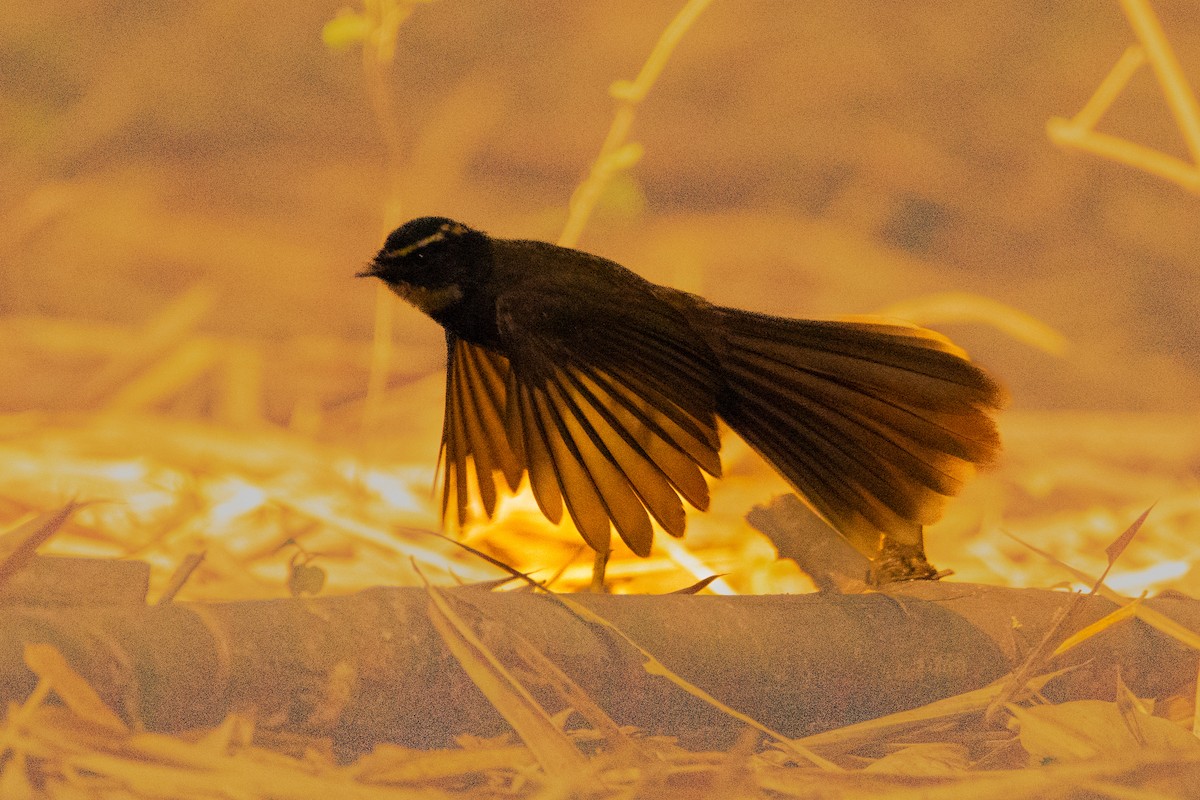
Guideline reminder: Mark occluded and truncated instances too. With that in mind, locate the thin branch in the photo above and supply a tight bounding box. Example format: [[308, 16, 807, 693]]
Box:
[[1119, 0, 1200, 164], [357, 1, 424, 431], [558, 0, 717, 248], [1047, 0, 1200, 194]]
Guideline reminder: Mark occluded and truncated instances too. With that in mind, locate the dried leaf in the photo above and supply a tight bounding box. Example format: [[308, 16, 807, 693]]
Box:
[[1052, 596, 1142, 656], [863, 742, 970, 775], [1133, 604, 1200, 652], [668, 574, 724, 594], [424, 585, 587, 778], [1115, 672, 1154, 744], [0, 502, 80, 590], [1052, 592, 1200, 657], [1002, 530, 1101, 590], [1105, 506, 1153, 569], [487, 612, 639, 758], [1094, 505, 1154, 593], [798, 672, 1059, 755], [1119, 704, 1200, 753], [353, 743, 536, 783], [22, 642, 127, 735], [1009, 700, 1200, 764]]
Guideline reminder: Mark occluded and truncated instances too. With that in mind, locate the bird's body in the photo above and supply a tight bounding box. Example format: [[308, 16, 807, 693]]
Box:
[[360, 217, 1004, 565]]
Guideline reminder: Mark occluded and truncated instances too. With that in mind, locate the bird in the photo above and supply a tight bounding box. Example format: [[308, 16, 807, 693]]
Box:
[[358, 217, 1004, 580]]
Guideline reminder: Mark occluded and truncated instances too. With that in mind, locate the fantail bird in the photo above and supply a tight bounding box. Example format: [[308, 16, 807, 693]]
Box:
[[358, 217, 1004, 569]]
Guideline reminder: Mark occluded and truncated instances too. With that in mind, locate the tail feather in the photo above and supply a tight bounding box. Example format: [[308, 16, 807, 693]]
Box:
[[725, 356, 968, 507], [731, 316, 1000, 412], [710, 309, 1005, 552], [729, 384, 932, 536]]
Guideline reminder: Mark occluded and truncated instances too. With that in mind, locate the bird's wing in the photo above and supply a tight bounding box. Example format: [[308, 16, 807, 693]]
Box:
[[440, 290, 722, 557], [440, 333, 523, 525]]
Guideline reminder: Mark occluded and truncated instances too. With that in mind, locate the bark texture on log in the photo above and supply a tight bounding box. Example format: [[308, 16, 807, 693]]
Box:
[[1, 583, 1196, 756]]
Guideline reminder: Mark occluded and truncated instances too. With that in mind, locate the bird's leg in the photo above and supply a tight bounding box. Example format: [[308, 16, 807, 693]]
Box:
[[589, 547, 611, 593], [869, 529, 942, 584]]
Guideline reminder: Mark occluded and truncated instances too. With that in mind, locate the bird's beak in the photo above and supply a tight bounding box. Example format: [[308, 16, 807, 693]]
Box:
[[356, 262, 382, 278]]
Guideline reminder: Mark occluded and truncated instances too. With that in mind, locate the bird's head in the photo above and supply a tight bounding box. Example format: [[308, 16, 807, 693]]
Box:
[[358, 217, 490, 315]]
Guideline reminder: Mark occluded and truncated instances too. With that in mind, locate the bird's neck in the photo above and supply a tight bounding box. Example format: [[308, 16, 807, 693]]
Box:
[[390, 281, 465, 316], [425, 283, 502, 349]]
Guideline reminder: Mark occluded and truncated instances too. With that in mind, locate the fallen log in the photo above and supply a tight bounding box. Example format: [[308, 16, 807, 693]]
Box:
[[0, 555, 149, 606], [1, 581, 1196, 758]]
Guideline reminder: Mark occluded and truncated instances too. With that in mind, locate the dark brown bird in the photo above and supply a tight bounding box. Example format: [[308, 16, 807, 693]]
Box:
[[359, 217, 1004, 568]]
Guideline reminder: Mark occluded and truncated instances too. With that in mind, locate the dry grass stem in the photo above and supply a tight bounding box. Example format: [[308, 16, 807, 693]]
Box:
[[1047, 0, 1200, 192]]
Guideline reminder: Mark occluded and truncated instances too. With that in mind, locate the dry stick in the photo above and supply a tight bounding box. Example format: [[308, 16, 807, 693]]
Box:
[[1194, 662, 1200, 738], [875, 292, 1070, 357], [558, 0, 717, 249], [982, 597, 1082, 726], [155, 552, 206, 605], [1048, 124, 1200, 192], [217, 342, 265, 427], [1068, 45, 1148, 133], [0, 503, 81, 592], [984, 508, 1157, 724], [424, 583, 588, 779], [104, 340, 219, 414], [1047, 0, 1200, 192], [361, 1, 421, 432], [1120, 0, 1200, 164]]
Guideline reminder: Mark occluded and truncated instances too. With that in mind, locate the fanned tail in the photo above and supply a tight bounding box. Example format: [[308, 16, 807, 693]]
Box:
[[709, 309, 1005, 554]]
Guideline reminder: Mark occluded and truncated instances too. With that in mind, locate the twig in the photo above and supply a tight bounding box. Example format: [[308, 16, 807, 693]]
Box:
[[558, 0, 717, 248], [1047, 0, 1200, 193], [982, 596, 1081, 725], [1120, 0, 1200, 164], [340, 0, 430, 431], [155, 552, 206, 605], [876, 292, 1070, 356]]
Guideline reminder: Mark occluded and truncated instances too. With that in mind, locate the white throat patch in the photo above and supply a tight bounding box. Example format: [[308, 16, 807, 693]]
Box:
[[391, 281, 464, 314]]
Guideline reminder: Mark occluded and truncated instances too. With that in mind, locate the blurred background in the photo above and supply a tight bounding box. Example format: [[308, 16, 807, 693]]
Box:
[[2, 0, 1199, 597]]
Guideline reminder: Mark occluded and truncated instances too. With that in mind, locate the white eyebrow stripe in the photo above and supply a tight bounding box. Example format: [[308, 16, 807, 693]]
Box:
[[383, 230, 446, 259]]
